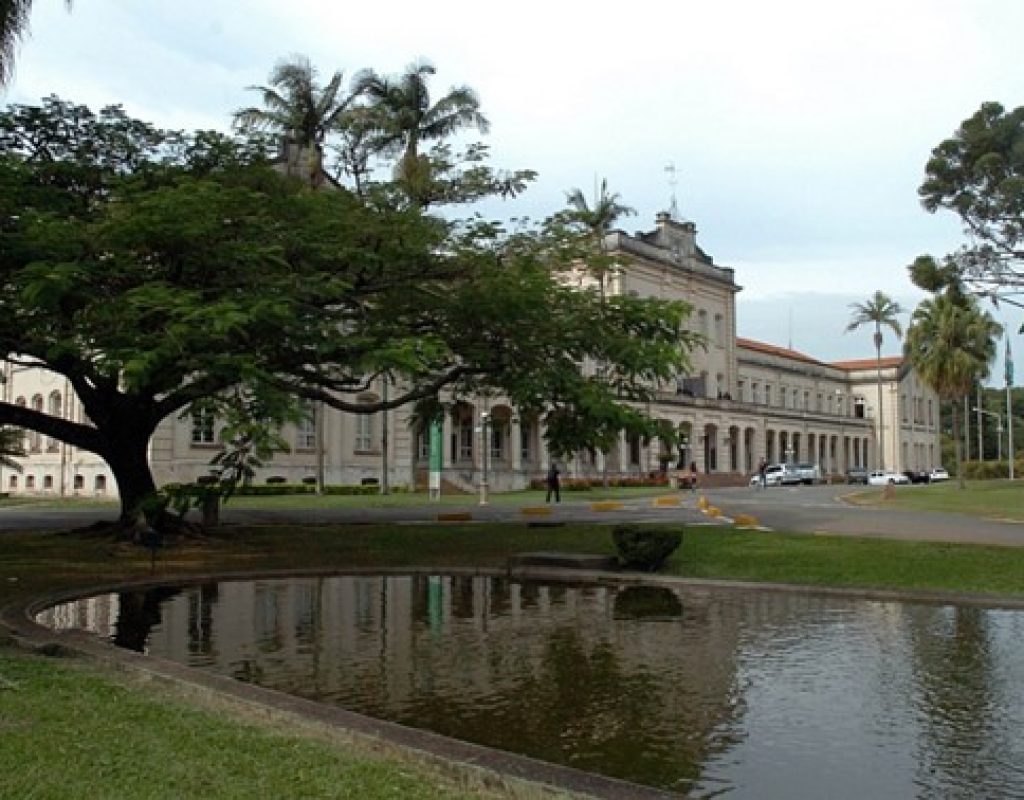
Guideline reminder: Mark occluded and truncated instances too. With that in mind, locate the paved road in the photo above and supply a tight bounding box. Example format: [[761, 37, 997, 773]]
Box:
[[2, 484, 1023, 546]]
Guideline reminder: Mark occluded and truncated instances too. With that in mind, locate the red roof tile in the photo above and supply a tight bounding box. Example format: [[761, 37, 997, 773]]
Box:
[[736, 337, 827, 366], [830, 356, 903, 370]]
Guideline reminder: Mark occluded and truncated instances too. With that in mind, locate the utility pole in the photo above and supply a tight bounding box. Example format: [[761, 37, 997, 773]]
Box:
[[380, 377, 389, 495], [1008, 336, 1016, 480], [977, 385, 984, 461]]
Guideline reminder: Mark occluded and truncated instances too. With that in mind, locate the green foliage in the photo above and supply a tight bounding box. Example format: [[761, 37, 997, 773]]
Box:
[[0, 95, 698, 523], [960, 460, 1024, 480], [611, 524, 683, 572], [916, 101, 1024, 297]]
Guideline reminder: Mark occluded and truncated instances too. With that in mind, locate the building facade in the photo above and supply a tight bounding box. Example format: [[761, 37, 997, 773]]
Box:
[[0, 213, 941, 498]]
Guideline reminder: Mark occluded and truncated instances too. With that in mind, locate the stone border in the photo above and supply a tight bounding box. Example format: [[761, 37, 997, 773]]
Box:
[[6, 566, 1024, 800]]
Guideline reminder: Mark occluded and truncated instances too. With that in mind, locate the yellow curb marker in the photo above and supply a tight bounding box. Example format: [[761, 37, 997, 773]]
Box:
[[733, 514, 760, 527], [590, 501, 624, 512], [521, 506, 553, 516], [437, 512, 473, 522], [652, 496, 681, 507], [697, 495, 709, 511], [706, 506, 722, 518]]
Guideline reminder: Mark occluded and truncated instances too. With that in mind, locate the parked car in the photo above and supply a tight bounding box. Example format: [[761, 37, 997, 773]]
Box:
[[749, 463, 801, 487], [902, 470, 931, 484], [845, 467, 869, 484], [794, 462, 822, 485], [929, 467, 950, 482], [868, 470, 910, 486]]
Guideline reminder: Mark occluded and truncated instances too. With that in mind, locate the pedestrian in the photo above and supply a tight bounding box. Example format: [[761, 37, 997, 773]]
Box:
[[688, 460, 698, 493], [545, 462, 561, 503], [758, 457, 768, 489]]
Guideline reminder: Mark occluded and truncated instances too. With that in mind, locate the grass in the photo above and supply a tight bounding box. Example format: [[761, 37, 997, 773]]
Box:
[[0, 648, 487, 800], [847, 478, 1024, 521], [4, 516, 1024, 797]]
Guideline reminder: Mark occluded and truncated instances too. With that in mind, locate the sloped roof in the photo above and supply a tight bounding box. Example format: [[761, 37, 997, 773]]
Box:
[[831, 356, 904, 370], [736, 337, 828, 367]]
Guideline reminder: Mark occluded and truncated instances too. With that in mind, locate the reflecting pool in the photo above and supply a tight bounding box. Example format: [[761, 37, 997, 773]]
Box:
[[39, 575, 1024, 797]]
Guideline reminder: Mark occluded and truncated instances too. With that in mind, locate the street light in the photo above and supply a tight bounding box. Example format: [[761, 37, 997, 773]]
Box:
[[972, 407, 1003, 463], [478, 411, 490, 506]]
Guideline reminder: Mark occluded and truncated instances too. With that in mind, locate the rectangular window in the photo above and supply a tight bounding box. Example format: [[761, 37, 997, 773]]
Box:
[[191, 409, 215, 444], [355, 413, 374, 451], [520, 423, 532, 462], [489, 423, 504, 460], [459, 419, 473, 460], [628, 434, 641, 465], [297, 403, 316, 450]]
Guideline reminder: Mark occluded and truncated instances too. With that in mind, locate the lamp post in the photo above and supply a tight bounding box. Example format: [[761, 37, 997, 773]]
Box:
[[972, 407, 1003, 464], [478, 411, 490, 506]]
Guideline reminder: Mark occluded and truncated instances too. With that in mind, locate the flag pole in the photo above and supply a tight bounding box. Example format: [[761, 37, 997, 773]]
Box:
[[1007, 336, 1015, 480]]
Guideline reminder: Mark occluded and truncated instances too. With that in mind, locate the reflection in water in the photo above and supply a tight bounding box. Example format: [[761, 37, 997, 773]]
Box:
[[38, 576, 1024, 798]]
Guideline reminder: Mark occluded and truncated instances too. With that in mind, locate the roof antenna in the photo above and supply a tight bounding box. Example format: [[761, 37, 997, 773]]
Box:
[[665, 162, 681, 221]]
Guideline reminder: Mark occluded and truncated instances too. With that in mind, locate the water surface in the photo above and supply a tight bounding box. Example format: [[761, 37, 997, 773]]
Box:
[[40, 575, 1024, 797]]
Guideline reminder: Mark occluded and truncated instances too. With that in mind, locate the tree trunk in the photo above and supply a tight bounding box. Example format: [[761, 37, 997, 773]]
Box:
[[952, 400, 965, 490], [103, 432, 159, 531]]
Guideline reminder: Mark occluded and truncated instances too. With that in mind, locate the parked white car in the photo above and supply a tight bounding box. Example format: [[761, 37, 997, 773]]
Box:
[[929, 467, 950, 482], [868, 470, 910, 486], [749, 463, 801, 487]]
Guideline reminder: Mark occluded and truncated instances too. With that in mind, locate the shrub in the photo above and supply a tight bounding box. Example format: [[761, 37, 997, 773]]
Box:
[[962, 460, 1010, 480], [611, 524, 683, 572]]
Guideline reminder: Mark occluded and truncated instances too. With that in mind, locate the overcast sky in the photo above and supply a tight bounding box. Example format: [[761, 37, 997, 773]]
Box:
[[6, 0, 1024, 377]]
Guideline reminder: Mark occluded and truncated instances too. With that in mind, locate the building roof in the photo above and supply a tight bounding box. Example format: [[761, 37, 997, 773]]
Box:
[[830, 356, 904, 370], [736, 337, 828, 367]]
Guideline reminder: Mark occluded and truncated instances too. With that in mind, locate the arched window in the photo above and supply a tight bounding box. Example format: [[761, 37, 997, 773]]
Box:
[[26, 475, 36, 490], [29, 395, 43, 452], [47, 391, 62, 452], [43, 475, 53, 490], [8, 475, 17, 490]]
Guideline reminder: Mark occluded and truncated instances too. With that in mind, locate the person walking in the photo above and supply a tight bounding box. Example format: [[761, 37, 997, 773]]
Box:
[[757, 457, 768, 489], [545, 462, 561, 503], [688, 460, 698, 493]]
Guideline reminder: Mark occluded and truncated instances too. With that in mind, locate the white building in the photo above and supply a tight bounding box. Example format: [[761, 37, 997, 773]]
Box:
[[1, 213, 940, 497]]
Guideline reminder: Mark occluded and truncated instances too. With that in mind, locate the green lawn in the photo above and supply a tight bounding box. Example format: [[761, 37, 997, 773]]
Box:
[[847, 478, 1024, 521], [4, 518, 1024, 798], [0, 648, 489, 800]]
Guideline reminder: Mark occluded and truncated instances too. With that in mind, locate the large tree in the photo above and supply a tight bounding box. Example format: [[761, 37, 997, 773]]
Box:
[[233, 55, 366, 188], [917, 102, 1024, 300], [0, 96, 696, 531], [845, 290, 904, 470], [357, 60, 490, 204], [904, 292, 1000, 488]]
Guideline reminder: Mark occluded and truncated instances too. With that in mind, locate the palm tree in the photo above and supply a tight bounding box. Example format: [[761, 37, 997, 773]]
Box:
[[357, 60, 489, 203], [234, 55, 363, 187], [904, 293, 1000, 488], [564, 179, 635, 300], [0, 0, 71, 86], [846, 291, 905, 470]]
